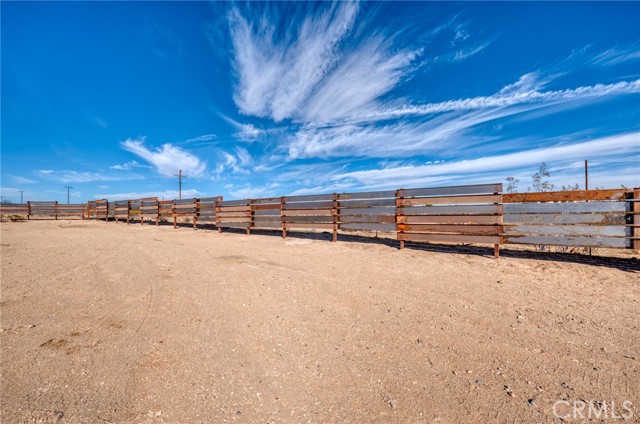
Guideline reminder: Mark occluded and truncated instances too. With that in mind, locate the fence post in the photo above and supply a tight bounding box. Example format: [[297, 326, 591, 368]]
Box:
[[395, 189, 404, 249], [27, 201, 31, 220], [216, 196, 223, 233], [126, 200, 130, 225], [193, 198, 199, 230], [280, 196, 287, 239], [332, 193, 338, 242], [634, 188, 640, 252], [246, 199, 252, 235], [54, 201, 58, 220], [494, 186, 502, 259]]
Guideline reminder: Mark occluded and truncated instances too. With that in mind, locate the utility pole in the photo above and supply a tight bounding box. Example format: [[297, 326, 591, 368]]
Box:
[[20, 191, 24, 204], [173, 170, 187, 200], [64, 186, 73, 204], [584, 160, 589, 191]]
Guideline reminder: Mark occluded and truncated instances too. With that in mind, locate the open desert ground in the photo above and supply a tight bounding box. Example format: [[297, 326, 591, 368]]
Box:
[[1, 220, 639, 423]]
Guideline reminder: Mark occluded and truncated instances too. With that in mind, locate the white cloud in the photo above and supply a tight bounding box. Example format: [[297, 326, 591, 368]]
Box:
[[214, 147, 254, 175], [181, 134, 217, 144], [109, 160, 151, 171], [34, 170, 136, 183], [121, 137, 207, 178], [228, 182, 280, 200], [93, 117, 108, 128], [590, 45, 640, 67], [348, 78, 640, 124], [332, 132, 640, 189], [451, 42, 490, 61], [300, 37, 422, 123], [222, 116, 266, 142], [229, 2, 359, 121], [10, 175, 37, 184]]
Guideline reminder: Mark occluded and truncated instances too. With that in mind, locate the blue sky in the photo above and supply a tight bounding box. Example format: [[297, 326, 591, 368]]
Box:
[[2, 1, 639, 203]]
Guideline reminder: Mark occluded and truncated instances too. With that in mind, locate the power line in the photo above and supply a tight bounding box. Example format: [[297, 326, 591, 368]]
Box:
[[173, 170, 187, 200], [20, 190, 24, 204], [64, 186, 73, 204]]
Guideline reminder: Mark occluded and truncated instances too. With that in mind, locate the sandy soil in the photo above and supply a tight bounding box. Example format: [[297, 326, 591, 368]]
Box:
[[1, 220, 639, 423]]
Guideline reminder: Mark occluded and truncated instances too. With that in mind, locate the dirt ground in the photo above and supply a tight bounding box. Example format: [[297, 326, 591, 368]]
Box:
[[1, 220, 638, 423]]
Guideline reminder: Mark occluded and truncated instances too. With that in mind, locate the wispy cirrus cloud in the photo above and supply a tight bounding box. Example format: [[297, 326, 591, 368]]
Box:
[[228, 2, 427, 124], [10, 175, 37, 184], [331, 132, 640, 189], [109, 160, 151, 171], [221, 115, 267, 142], [346, 78, 640, 124], [121, 137, 207, 178], [229, 2, 359, 122], [589, 44, 640, 67], [33, 170, 140, 183]]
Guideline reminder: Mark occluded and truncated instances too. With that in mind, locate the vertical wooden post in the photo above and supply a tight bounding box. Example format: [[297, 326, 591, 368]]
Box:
[[156, 200, 160, 226], [216, 196, 223, 233], [332, 193, 338, 242], [55, 201, 58, 220], [634, 188, 640, 252], [494, 187, 502, 258], [280, 196, 287, 239], [127, 200, 131, 225], [193, 198, 199, 230], [246, 200, 252, 235], [27, 201, 31, 220], [395, 189, 404, 249]]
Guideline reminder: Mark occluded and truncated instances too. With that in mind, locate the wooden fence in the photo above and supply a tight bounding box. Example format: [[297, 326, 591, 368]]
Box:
[[3, 184, 638, 256], [0, 202, 86, 220]]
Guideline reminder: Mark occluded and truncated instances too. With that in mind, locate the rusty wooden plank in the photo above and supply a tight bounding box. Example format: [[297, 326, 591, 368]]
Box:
[[250, 197, 281, 204], [340, 223, 397, 231], [252, 221, 282, 228], [337, 190, 395, 200], [217, 210, 250, 217], [218, 199, 249, 207], [284, 215, 334, 223], [251, 203, 281, 211], [397, 224, 502, 235], [398, 183, 502, 198], [339, 214, 396, 224], [503, 189, 628, 203], [282, 201, 335, 210], [218, 205, 251, 212], [283, 193, 335, 202], [398, 233, 502, 245], [400, 194, 501, 206], [504, 235, 628, 248], [217, 217, 252, 223], [398, 215, 502, 225], [340, 207, 395, 215], [283, 209, 334, 216], [506, 225, 627, 237], [504, 202, 626, 214], [284, 223, 335, 230], [253, 209, 281, 216], [217, 222, 250, 228], [397, 204, 502, 216], [504, 213, 627, 225], [338, 198, 397, 208]]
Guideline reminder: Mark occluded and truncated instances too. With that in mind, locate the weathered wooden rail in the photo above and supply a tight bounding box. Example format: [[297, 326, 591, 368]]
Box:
[[3, 184, 638, 256], [0, 202, 86, 220]]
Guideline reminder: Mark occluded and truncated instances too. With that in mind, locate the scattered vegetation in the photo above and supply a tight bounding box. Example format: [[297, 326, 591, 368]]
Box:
[[0, 215, 27, 222]]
